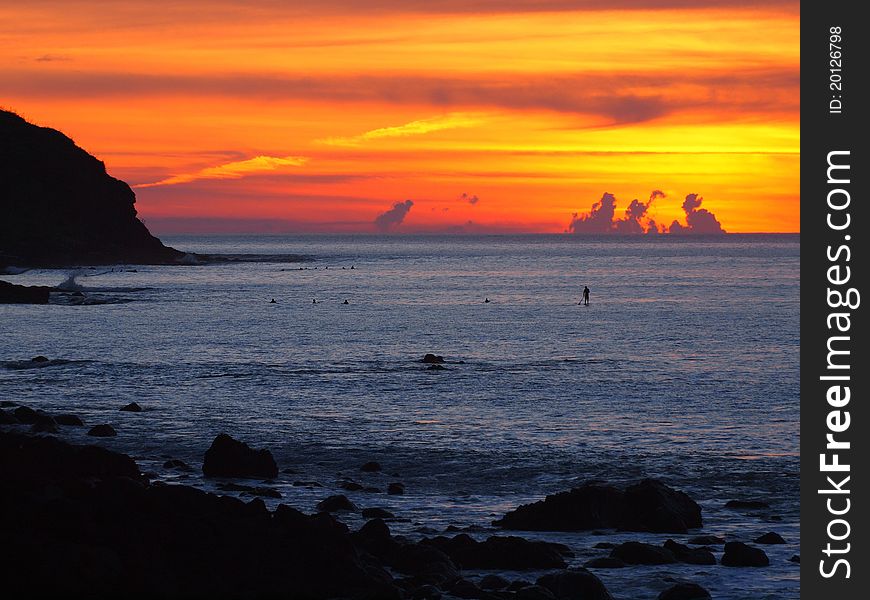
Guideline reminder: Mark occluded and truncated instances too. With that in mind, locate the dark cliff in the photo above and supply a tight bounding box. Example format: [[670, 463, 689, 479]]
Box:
[[0, 110, 182, 267]]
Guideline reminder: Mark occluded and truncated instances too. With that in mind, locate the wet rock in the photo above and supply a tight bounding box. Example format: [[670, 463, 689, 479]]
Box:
[[352, 518, 398, 558], [119, 402, 142, 412], [610, 542, 677, 565], [163, 459, 192, 471], [508, 580, 534, 592], [662, 540, 716, 565], [202, 433, 278, 479], [427, 364, 446, 371], [87, 424, 117, 437], [425, 534, 569, 570], [340, 480, 364, 491], [658, 582, 712, 600], [494, 482, 624, 531], [390, 542, 459, 586], [31, 414, 58, 434], [754, 532, 786, 544], [479, 574, 510, 590], [216, 482, 281, 499], [361, 461, 382, 472], [622, 479, 702, 533], [13, 406, 39, 424], [516, 585, 557, 600], [0, 281, 50, 304], [789, 555, 800, 563], [55, 414, 84, 426], [362, 507, 395, 519], [725, 499, 769, 509], [584, 557, 626, 569], [411, 584, 442, 599], [0, 400, 16, 407], [293, 480, 324, 487], [593, 542, 616, 549], [721, 541, 770, 567], [31, 356, 50, 362], [536, 569, 613, 600], [316, 494, 358, 512], [0, 408, 18, 424], [449, 578, 486, 599], [687, 535, 725, 545], [422, 353, 445, 364], [388, 482, 405, 495]]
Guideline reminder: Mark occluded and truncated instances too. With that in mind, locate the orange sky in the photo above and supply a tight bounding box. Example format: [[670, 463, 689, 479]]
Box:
[[0, 0, 799, 233]]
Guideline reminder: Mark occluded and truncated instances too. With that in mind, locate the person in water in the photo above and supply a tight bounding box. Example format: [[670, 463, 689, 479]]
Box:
[[581, 286, 590, 306]]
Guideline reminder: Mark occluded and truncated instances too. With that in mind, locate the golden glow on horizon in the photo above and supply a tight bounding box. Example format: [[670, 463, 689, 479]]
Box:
[[0, 1, 800, 233]]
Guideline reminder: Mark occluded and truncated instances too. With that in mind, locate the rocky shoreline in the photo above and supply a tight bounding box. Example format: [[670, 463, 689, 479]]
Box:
[[0, 400, 796, 600]]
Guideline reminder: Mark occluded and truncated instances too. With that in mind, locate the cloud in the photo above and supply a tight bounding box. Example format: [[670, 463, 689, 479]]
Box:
[[320, 113, 482, 146], [34, 54, 70, 62], [668, 193, 726, 234], [569, 189, 665, 234], [374, 199, 414, 231], [136, 154, 308, 187], [460, 192, 480, 205]]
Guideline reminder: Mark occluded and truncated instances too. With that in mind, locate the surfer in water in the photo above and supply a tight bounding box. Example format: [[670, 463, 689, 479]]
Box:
[[581, 286, 590, 306]]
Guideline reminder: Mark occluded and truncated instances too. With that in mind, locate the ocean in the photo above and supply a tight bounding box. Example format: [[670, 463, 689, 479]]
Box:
[[0, 234, 800, 599]]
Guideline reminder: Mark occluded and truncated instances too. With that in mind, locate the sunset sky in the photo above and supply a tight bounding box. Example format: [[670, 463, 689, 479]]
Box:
[[0, 0, 799, 234]]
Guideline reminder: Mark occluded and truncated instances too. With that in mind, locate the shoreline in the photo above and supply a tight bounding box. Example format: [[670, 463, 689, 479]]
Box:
[[2, 400, 798, 600]]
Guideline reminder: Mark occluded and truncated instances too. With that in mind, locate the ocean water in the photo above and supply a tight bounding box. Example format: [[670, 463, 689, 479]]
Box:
[[1, 234, 800, 599]]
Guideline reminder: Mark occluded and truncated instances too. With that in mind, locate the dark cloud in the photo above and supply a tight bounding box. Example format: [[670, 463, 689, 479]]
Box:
[[34, 54, 71, 62], [569, 190, 664, 234], [668, 193, 725, 234], [460, 192, 480, 205], [374, 199, 414, 230], [0, 69, 799, 125]]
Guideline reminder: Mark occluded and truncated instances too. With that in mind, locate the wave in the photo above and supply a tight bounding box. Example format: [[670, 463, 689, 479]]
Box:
[[178, 253, 311, 265]]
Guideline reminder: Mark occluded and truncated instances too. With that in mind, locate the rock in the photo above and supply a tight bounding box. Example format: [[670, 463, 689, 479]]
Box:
[[119, 402, 142, 412], [507, 580, 534, 592], [494, 482, 624, 531], [662, 539, 716, 565], [621, 479, 702, 533], [87, 424, 117, 437], [388, 482, 405, 495], [362, 507, 395, 519], [584, 557, 626, 569], [657, 582, 712, 600], [0, 109, 183, 268], [317, 494, 358, 512], [536, 569, 613, 600], [202, 433, 278, 479], [593, 542, 616, 549], [55, 414, 84, 426], [425, 534, 569, 570], [411, 584, 442, 599], [754, 532, 786, 544], [610, 542, 677, 565], [789, 555, 800, 563], [516, 585, 557, 600], [0, 281, 50, 304], [0, 408, 18, 424], [352, 518, 397, 558], [427, 364, 446, 371], [449, 579, 486, 599], [687, 535, 725, 545], [0, 400, 16, 407], [725, 499, 770, 509], [31, 414, 58, 434], [390, 542, 459, 586], [361, 461, 382, 472], [163, 459, 192, 471], [721, 541, 770, 567], [479, 574, 510, 590], [422, 353, 445, 364], [340, 480, 364, 491], [31, 355, 50, 362], [13, 406, 39, 424]]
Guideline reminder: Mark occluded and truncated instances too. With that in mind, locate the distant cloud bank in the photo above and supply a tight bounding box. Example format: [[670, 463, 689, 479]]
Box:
[[568, 190, 725, 234]]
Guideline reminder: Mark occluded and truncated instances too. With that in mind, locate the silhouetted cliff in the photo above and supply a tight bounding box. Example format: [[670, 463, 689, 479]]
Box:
[[0, 110, 182, 267]]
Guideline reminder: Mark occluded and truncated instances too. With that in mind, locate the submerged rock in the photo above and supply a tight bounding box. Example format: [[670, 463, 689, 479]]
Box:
[[119, 402, 142, 412], [362, 507, 395, 520], [55, 414, 84, 426], [387, 482, 405, 495], [610, 542, 677, 565], [754, 532, 786, 544], [87, 423, 117, 437], [316, 494, 358, 513], [536, 569, 613, 600], [662, 539, 716, 565], [0, 281, 50, 304], [721, 541, 770, 567], [724, 499, 770, 510], [202, 433, 278, 479], [361, 461, 382, 472], [422, 353, 445, 364]]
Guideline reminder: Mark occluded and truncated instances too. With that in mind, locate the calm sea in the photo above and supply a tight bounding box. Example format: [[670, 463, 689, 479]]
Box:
[[1, 234, 800, 599]]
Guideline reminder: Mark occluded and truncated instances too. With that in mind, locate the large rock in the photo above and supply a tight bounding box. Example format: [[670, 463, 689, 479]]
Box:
[[621, 479, 702, 533], [721, 541, 770, 567], [425, 534, 570, 570], [610, 542, 677, 565], [0, 280, 50, 304], [495, 479, 702, 533], [536, 569, 613, 600], [202, 433, 278, 479], [0, 109, 182, 268]]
